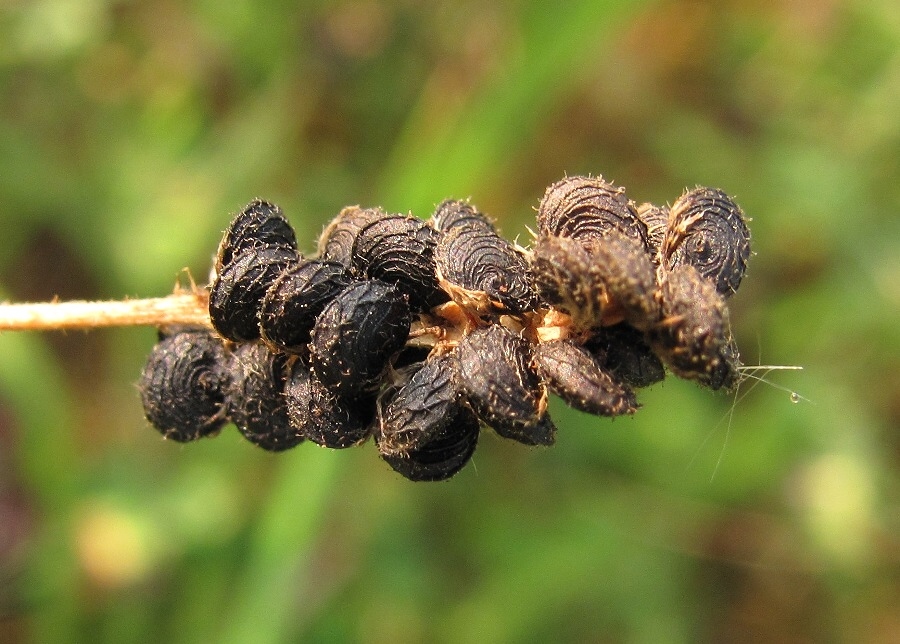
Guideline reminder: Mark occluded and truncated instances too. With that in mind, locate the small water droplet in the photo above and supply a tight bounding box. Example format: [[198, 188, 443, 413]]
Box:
[[790, 392, 800, 403]]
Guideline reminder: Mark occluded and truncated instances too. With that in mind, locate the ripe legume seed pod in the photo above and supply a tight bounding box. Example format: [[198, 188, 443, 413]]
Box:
[[139, 174, 753, 481]]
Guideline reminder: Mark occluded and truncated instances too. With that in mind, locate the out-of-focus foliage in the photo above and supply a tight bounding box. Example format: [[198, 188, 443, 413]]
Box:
[[1, 1, 897, 642]]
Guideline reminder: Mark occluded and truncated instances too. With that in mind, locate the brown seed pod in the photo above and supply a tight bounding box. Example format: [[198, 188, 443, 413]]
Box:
[[227, 343, 302, 452], [530, 231, 659, 331], [379, 406, 480, 482], [585, 230, 660, 331], [209, 245, 300, 342], [316, 205, 388, 266], [216, 200, 297, 271], [648, 264, 739, 390], [530, 234, 604, 329], [259, 259, 350, 354], [435, 222, 536, 315], [537, 176, 649, 251], [285, 362, 373, 448], [586, 323, 665, 389], [661, 187, 751, 297], [139, 329, 229, 442], [309, 280, 412, 399], [454, 325, 556, 446], [533, 340, 637, 417], [430, 199, 497, 233], [350, 214, 447, 311], [376, 354, 467, 456], [636, 202, 669, 265]]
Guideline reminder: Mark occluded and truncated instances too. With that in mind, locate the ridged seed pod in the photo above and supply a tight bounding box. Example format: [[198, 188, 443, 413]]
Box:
[[317, 206, 388, 266], [649, 264, 739, 390], [227, 343, 302, 451], [309, 280, 412, 399], [285, 362, 373, 448], [435, 222, 536, 315], [350, 214, 446, 311], [454, 325, 556, 446], [379, 407, 480, 482], [636, 202, 668, 265], [376, 354, 466, 456], [533, 340, 637, 417], [586, 323, 665, 388], [260, 259, 350, 353], [139, 329, 229, 442], [216, 200, 297, 271], [537, 176, 649, 251], [661, 187, 751, 297], [430, 199, 496, 233], [209, 245, 300, 342]]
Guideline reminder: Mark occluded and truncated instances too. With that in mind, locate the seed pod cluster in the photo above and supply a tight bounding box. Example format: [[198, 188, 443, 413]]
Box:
[[141, 175, 752, 481]]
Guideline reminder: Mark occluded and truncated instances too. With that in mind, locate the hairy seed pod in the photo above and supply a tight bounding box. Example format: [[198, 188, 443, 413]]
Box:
[[227, 343, 302, 451], [661, 187, 751, 297], [350, 214, 446, 311], [649, 264, 739, 390], [139, 329, 229, 442], [379, 407, 480, 482], [636, 202, 668, 265], [376, 354, 466, 456], [530, 232, 659, 330], [285, 362, 373, 448], [317, 205, 388, 266], [309, 280, 412, 398], [430, 199, 496, 233], [435, 222, 536, 315], [209, 245, 300, 342], [533, 340, 638, 417], [537, 176, 649, 251], [260, 259, 350, 353], [585, 230, 660, 331], [586, 323, 665, 388], [217, 200, 297, 271], [454, 325, 555, 446], [530, 234, 604, 328]]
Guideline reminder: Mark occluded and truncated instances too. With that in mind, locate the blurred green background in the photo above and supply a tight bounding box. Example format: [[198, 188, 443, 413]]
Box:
[[1, 1, 898, 642]]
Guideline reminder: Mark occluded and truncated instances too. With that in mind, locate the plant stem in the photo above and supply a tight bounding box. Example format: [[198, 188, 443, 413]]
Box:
[[0, 290, 211, 331]]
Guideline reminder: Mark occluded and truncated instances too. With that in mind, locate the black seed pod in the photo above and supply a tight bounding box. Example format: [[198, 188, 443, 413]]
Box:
[[260, 259, 350, 353], [435, 222, 536, 315], [586, 323, 665, 388], [379, 407, 480, 482], [636, 202, 669, 265], [537, 176, 649, 251], [533, 340, 638, 417], [217, 200, 297, 271], [285, 362, 373, 448], [317, 206, 388, 266], [649, 264, 739, 390], [454, 325, 555, 446], [139, 329, 229, 442], [227, 343, 302, 451], [376, 354, 466, 456], [350, 214, 446, 311], [430, 199, 496, 233], [309, 280, 412, 399], [661, 187, 751, 298], [209, 245, 300, 342]]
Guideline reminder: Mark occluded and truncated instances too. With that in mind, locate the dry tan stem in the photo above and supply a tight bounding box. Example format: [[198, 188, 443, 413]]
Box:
[[0, 290, 211, 332]]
